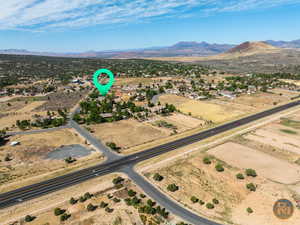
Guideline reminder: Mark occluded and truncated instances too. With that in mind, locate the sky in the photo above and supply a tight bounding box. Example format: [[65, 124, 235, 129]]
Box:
[[0, 0, 300, 52]]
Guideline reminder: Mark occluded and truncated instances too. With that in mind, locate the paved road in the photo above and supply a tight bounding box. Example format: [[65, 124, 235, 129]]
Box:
[[1, 100, 300, 224]]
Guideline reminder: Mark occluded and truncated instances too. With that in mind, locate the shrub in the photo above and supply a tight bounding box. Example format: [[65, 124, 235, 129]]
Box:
[[79, 196, 87, 202], [245, 169, 257, 177], [153, 173, 164, 181], [105, 207, 114, 213], [191, 196, 199, 203], [112, 176, 124, 185], [147, 199, 156, 207], [60, 213, 70, 221], [206, 203, 214, 209], [140, 194, 146, 198], [127, 189, 136, 197], [54, 208, 65, 216], [100, 201, 108, 208], [113, 197, 121, 203], [24, 215, 35, 222], [69, 197, 77, 205], [199, 200, 205, 205], [87, 203, 96, 211], [212, 198, 219, 204], [247, 207, 253, 214], [215, 163, 224, 172], [246, 183, 256, 192], [167, 184, 179, 192], [203, 157, 211, 164], [236, 173, 245, 179], [84, 192, 92, 199]]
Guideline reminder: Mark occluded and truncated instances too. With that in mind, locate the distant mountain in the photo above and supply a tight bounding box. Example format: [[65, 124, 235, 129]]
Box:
[[227, 41, 277, 54], [1, 39, 299, 59], [266, 39, 300, 48]]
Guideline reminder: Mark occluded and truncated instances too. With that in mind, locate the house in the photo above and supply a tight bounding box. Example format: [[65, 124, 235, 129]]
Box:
[[219, 91, 236, 99], [10, 141, 20, 146]]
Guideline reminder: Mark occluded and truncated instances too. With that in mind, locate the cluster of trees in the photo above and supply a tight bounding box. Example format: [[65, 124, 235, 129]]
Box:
[[16, 110, 67, 130], [54, 207, 71, 222]]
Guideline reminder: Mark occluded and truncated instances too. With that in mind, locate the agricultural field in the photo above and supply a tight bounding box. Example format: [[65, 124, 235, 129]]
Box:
[[0, 128, 102, 192], [0, 174, 179, 225], [159, 94, 245, 123]]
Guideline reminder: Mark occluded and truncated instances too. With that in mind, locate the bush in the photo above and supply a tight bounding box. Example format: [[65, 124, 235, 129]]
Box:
[[112, 176, 124, 185], [100, 201, 108, 208], [215, 163, 224, 172], [203, 157, 212, 164], [247, 207, 253, 214], [199, 200, 205, 205], [113, 197, 121, 203], [127, 189, 136, 197], [54, 208, 65, 216], [191, 196, 199, 203], [153, 173, 164, 181], [140, 194, 146, 198], [167, 184, 179, 192], [212, 198, 219, 204], [24, 215, 35, 222], [147, 199, 156, 207], [69, 197, 77, 205], [84, 192, 92, 199], [206, 203, 214, 209], [246, 183, 256, 192], [87, 203, 96, 211], [105, 207, 114, 213], [60, 213, 70, 221], [236, 173, 245, 179], [79, 196, 87, 202], [245, 169, 257, 177]]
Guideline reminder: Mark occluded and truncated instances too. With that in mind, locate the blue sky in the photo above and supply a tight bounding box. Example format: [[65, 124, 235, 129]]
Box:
[[1, 0, 300, 52]]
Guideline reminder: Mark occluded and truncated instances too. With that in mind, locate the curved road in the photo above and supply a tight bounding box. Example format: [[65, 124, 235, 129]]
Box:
[[1, 100, 300, 225]]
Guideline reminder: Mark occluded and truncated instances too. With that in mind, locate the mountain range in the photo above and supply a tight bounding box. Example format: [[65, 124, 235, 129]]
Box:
[[0, 39, 299, 58]]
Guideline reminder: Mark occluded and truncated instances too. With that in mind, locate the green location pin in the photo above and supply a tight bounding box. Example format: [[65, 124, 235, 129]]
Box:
[[93, 69, 115, 96]]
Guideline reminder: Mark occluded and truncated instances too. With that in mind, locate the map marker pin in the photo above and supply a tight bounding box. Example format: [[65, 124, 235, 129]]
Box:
[[93, 68, 115, 96]]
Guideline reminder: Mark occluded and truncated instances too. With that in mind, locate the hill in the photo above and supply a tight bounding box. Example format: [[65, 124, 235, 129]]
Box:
[[227, 41, 277, 54]]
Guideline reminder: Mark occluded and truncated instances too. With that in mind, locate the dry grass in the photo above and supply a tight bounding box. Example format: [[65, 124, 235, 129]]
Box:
[[0, 128, 103, 192], [88, 119, 170, 150]]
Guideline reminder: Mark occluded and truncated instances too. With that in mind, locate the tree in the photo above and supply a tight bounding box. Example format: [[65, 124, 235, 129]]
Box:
[[100, 201, 108, 208], [0, 130, 6, 146], [246, 183, 256, 192], [191, 196, 199, 203], [212, 198, 219, 204], [60, 213, 70, 221], [147, 199, 156, 207], [69, 197, 77, 205], [247, 207, 254, 214], [215, 163, 224, 172], [24, 215, 35, 222], [206, 203, 214, 209], [127, 189, 136, 197], [112, 176, 124, 185], [153, 173, 164, 181], [54, 208, 65, 216], [236, 173, 245, 179], [199, 200, 205, 205], [84, 192, 92, 199], [167, 184, 179, 192], [203, 157, 211, 164], [87, 203, 96, 211], [245, 169, 257, 177]]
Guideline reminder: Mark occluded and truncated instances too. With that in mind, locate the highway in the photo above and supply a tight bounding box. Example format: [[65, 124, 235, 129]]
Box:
[[0, 99, 300, 225]]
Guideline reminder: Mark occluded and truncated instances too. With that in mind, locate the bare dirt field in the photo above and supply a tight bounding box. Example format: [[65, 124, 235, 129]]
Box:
[[88, 119, 170, 150], [0, 128, 102, 192], [208, 142, 300, 184], [159, 94, 244, 123], [0, 173, 179, 225]]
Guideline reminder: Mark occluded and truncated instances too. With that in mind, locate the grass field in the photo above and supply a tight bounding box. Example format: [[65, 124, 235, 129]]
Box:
[[159, 94, 244, 123]]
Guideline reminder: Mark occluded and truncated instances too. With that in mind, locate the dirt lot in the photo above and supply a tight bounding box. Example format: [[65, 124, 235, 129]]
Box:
[[88, 119, 170, 150], [208, 142, 300, 184], [159, 94, 244, 123], [0, 173, 180, 225], [0, 128, 102, 192]]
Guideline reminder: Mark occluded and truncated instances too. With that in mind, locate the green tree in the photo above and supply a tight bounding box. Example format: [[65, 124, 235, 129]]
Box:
[[246, 183, 256, 192], [167, 184, 179, 192], [215, 163, 224, 172], [191, 196, 199, 203], [236, 173, 245, 179], [245, 169, 257, 177]]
